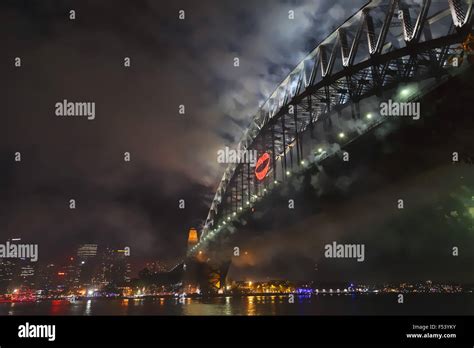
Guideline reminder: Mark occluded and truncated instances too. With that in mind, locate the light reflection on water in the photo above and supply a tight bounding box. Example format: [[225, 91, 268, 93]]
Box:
[[8, 302, 15, 315], [247, 296, 256, 316], [84, 300, 92, 315], [0, 294, 473, 316]]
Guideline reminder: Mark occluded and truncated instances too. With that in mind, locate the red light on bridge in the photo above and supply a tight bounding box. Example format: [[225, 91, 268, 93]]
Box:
[[255, 152, 270, 181]]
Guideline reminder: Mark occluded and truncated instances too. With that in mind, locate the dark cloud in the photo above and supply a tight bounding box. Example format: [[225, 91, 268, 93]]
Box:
[[1, 0, 366, 265]]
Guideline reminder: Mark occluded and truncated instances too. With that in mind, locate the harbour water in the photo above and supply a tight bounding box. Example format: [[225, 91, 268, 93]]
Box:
[[1, 293, 473, 316]]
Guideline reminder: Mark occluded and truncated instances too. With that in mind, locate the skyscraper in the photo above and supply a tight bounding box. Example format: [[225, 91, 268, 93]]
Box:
[[76, 244, 99, 289], [0, 259, 15, 293], [36, 263, 58, 293], [77, 244, 98, 260], [99, 248, 131, 288]]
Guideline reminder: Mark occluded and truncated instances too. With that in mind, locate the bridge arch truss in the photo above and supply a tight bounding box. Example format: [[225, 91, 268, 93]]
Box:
[[192, 0, 473, 254]]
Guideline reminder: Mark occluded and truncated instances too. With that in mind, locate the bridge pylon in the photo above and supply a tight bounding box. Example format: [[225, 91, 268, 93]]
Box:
[[183, 228, 231, 295]]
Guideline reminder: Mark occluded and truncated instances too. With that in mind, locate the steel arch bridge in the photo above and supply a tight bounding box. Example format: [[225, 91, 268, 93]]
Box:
[[189, 0, 473, 257]]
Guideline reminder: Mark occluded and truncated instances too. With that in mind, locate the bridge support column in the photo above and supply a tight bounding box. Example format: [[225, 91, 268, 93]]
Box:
[[241, 167, 244, 210], [289, 138, 294, 170], [183, 258, 231, 295], [247, 162, 251, 205], [281, 115, 287, 178], [293, 105, 300, 164], [308, 95, 315, 139], [351, 101, 361, 120], [271, 124, 277, 181]]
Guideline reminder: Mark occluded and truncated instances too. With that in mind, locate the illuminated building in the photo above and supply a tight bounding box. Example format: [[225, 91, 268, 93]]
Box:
[[18, 264, 36, 288], [77, 244, 98, 260], [187, 228, 199, 251], [58, 258, 79, 291], [76, 244, 99, 288], [0, 238, 22, 292], [98, 248, 131, 287], [146, 260, 169, 274], [0, 259, 15, 293], [36, 264, 57, 293]]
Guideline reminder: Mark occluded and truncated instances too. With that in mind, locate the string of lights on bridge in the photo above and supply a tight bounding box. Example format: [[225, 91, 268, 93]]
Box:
[[190, 86, 417, 254]]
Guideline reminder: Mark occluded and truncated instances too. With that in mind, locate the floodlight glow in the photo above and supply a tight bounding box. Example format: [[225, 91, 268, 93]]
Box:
[[400, 88, 410, 97]]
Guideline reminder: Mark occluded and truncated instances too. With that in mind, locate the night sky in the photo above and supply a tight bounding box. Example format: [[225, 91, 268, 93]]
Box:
[[1, 1, 473, 282]]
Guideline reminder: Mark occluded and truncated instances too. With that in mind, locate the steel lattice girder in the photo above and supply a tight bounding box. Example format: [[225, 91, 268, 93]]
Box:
[[198, 0, 473, 245]]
